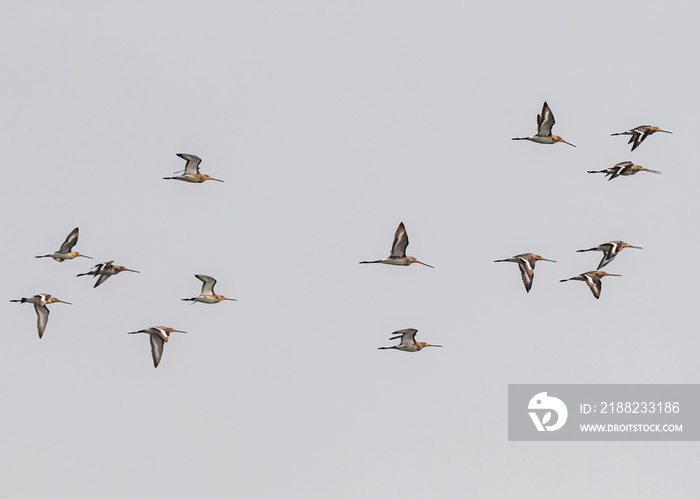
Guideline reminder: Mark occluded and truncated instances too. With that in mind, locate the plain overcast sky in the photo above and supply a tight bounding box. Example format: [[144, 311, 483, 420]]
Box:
[[2, 2, 699, 497]]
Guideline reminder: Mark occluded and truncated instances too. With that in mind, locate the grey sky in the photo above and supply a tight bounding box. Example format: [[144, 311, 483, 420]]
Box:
[[1, 2, 698, 497]]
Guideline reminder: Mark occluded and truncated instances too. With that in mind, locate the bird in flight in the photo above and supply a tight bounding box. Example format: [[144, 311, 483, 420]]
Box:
[[576, 241, 642, 270], [360, 222, 433, 268], [182, 275, 237, 304], [128, 326, 187, 368], [378, 328, 442, 352], [587, 161, 660, 180], [35, 227, 92, 262], [163, 154, 224, 183], [10, 293, 72, 338], [494, 253, 556, 293], [512, 101, 576, 147], [611, 125, 672, 151], [560, 271, 621, 299], [76, 261, 140, 288]]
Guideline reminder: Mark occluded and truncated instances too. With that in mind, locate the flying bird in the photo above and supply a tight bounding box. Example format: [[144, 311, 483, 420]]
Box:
[[587, 161, 661, 180], [494, 253, 556, 293], [559, 271, 621, 299], [76, 261, 140, 288], [512, 101, 576, 147], [360, 222, 434, 268], [576, 241, 642, 270], [182, 274, 237, 304], [378, 328, 442, 352], [9, 294, 72, 338], [163, 153, 224, 183], [611, 126, 672, 151], [35, 227, 92, 261], [128, 327, 187, 368]]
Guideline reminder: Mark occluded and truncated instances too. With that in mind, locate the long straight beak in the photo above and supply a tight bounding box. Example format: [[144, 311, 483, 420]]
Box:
[[541, 258, 557, 263], [416, 260, 435, 269], [80, 254, 93, 259], [427, 344, 443, 348], [606, 274, 622, 277], [224, 298, 237, 301], [628, 245, 643, 250], [172, 330, 187, 334], [211, 178, 224, 182], [659, 129, 673, 134], [55, 299, 72, 305], [562, 139, 576, 147], [125, 268, 140, 273], [642, 168, 661, 175]]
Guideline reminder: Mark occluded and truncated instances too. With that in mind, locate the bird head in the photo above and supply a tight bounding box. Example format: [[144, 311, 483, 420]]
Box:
[[48, 296, 72, 305], [203, 175, 224, 183], [406, 256, 434, 268]]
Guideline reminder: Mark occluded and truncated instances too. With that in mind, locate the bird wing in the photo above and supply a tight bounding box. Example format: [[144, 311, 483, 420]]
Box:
[[596, 243, 619, 269], [177, 153, 202, 174], [34, 304, 49, 338], [537, 102, 555, 136], [630, 131, 647, 151], [390, 223, 409, 258], [585, 274, 602, 299], [150, 334, 165, 368], [94, 273, 112, 288], [516, 256, 535, 292], [195, 274, 217, 295], [59, 228, 80, 253], [397, 328, 418, 346], [94, 261, 114, 273]]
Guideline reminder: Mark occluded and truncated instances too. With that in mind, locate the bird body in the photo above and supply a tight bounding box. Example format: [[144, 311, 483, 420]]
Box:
[[163, 153, 224, 183], [611, 126, 672, 151], [35, 227, 91, 261], [77, 261, 140, 287], [10, 293, 71, 338], [560, 271, 621, 299], [182, 274, 236, 304], [378, 328, 442, 352], [128, 326, 187, 368], [512, 101, 576, 147], [494, 253, 556, 293], [576, 241, 642, 269], [360, 222, 433, 268], [588, 161, 661, 180]]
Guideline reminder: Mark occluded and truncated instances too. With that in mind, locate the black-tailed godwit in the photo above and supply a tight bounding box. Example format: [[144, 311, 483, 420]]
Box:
[[128, 327, 187, 368], [559, 271, 621, 299], [9, 294, 72, 338], [512, 101, 576, 147], [494, 253, 556, 293], [360, 222, 433, 268], [378, 328, 441, 352], [611, 126, 672, 151], [182, 275, 237, 304], [35, 227, 92, 262], [76, 261, 140, 288], [576, 241, 642, 270], [587, 161, 660, 180], [163, 154, 224, 183]]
